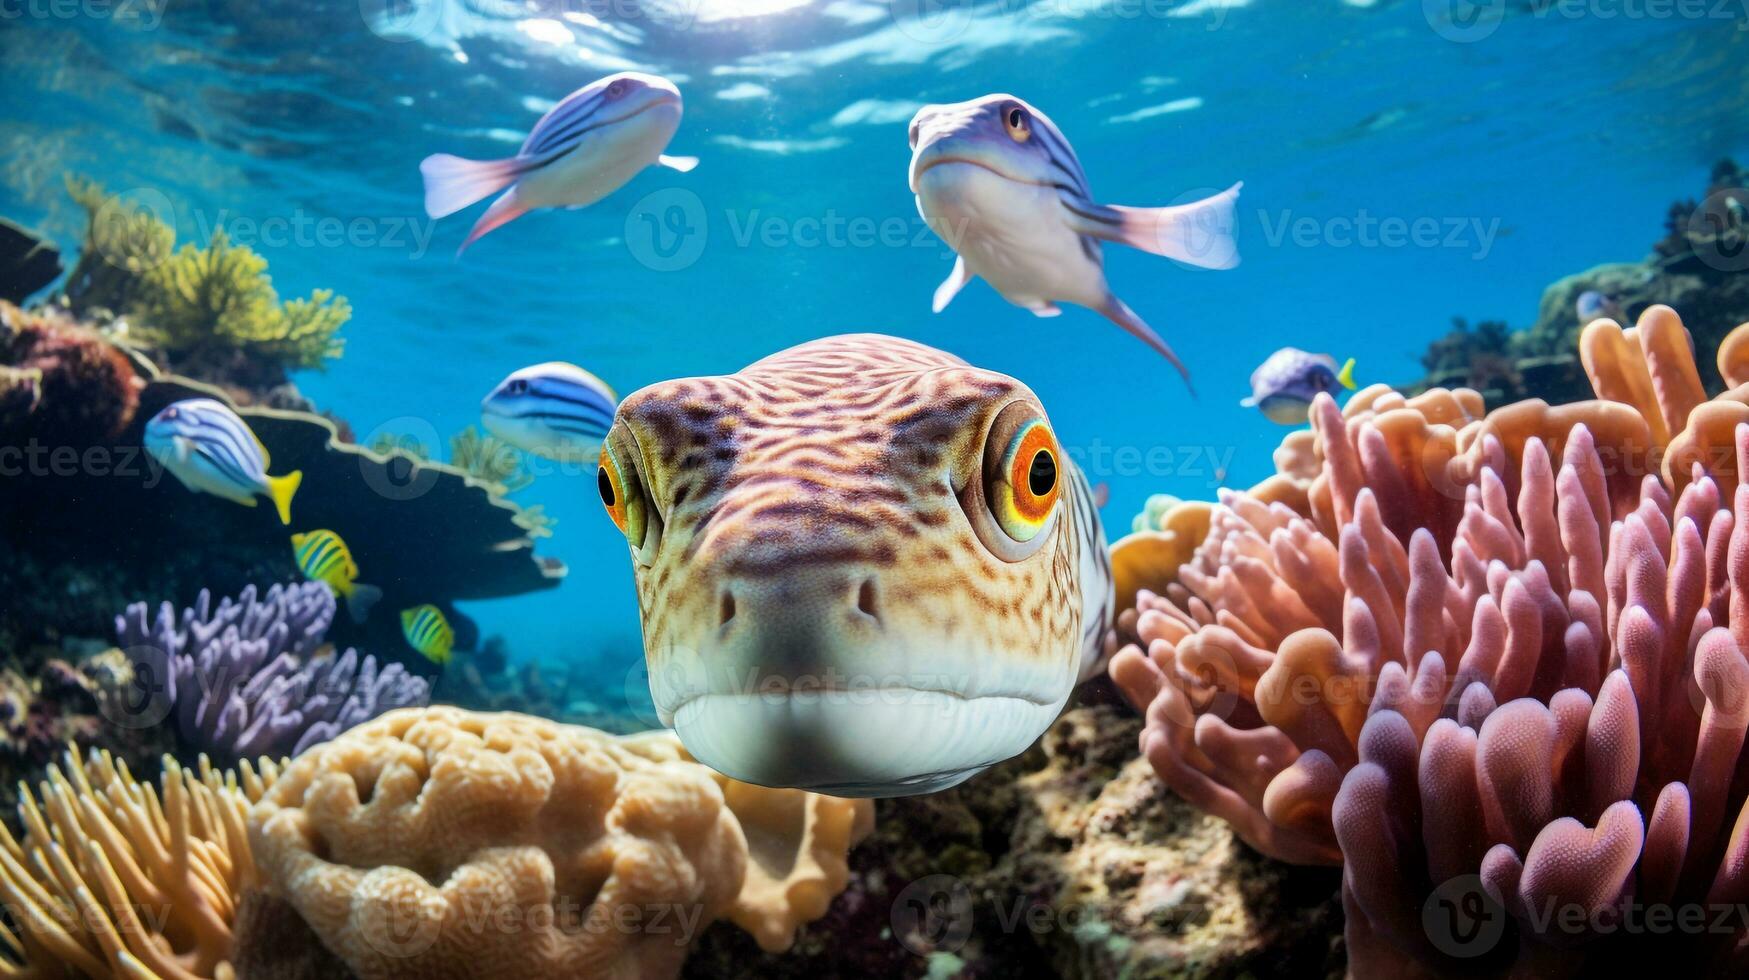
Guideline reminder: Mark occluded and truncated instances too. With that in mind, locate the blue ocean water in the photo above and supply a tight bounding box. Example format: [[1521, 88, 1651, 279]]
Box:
[[2, 1, 1744, 685]]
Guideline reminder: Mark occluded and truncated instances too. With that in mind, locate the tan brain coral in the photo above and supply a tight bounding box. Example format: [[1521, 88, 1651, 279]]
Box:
[[246, 707, 871, 980]]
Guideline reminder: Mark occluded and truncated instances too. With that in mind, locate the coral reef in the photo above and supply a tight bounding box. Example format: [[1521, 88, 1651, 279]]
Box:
[[61, 176, 174, 319], [430, 641, 657, 733], [0, 746, 280, 978], [1110, 306, 1749, 971], [373, 425, 555, 538], [133, 230, 349, 385], [240, 706, 873, 979], [0, 334, 565, 658], [115, 582, 431, 762], [685, 701, 1343, 979], [0, 652, 155, 775], [0, 302, 143, 447], [1409, 160, 1749, 406], [59, 178, 348, 397]]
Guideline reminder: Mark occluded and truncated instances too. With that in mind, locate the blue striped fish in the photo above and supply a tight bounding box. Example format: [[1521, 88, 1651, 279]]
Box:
[[144, 398, 302, 524], [419, 72, 698, 254], [908, 94, 1243, 393], [291, 529, 383, 623], [400, 604, 455, 666], [481, 361, 617, 461]]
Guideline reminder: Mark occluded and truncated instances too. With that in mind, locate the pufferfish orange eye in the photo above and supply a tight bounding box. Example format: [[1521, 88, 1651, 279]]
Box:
[[598, 441, 649, 553], [1003, 105, 1030, 143], [983, 406, 1061, 542]]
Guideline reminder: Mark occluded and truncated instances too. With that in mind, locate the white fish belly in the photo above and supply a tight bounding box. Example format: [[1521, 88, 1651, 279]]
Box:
[[516, 104, 681, 210], [173, 453, 264, 507], [917, 162, 1108, 309]]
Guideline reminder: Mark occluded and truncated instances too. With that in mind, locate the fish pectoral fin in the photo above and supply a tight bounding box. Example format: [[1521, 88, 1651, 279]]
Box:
[[1030, 303, 1063, 318], [1065, 182, 1242, 270], [1098, 296, 1195, 396], [931, 256, 971, 313], [1240, 395, 1260, 407], [267, 470, 302, 525], [658, 154, 699, 173]]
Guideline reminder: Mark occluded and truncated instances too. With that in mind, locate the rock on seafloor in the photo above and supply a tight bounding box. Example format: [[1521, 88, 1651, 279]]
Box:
[[685, 695, 1345, 979]]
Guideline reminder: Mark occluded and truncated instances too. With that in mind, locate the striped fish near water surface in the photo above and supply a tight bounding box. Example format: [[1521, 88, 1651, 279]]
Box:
[[401, 604, 456, 666], [291, 529, 383, 623], [420, 71, 698, 254], [481, 362, 617, 461], [143, 399, 302, 524], [908, 93, 1242, 392]]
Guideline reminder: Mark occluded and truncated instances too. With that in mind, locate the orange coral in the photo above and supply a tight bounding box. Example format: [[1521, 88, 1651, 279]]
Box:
[[0, 749, 279, 979]]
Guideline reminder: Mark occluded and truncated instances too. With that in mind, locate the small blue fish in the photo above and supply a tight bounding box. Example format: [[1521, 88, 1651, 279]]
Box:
[[420, 72, 698, 253], [144, 399, 302, 523], [291, 530, 383, 623], [481, 362, 617, 461], [400, 604, 456, 666], [1241, 348, 1356, 425], [1576, 290, 1624, 325]]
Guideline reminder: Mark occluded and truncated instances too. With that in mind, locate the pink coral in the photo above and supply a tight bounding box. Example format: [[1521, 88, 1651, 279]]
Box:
[[1111, 307, 1749, 971]]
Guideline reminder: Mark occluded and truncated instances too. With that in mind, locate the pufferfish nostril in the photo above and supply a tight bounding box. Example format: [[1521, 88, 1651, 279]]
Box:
[[855, 577, 880, 622]]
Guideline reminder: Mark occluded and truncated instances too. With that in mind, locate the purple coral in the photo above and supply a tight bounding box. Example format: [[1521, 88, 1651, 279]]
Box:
[[115, 581, 429, 760]]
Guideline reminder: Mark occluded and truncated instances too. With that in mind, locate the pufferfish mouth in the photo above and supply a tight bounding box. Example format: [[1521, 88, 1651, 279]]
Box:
[[647, 573, 1075, 797]]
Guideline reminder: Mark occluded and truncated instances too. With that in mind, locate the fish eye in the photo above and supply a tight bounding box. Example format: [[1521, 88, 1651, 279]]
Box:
[[508, 378, 528, 395], [598, 435, 659, 564], [1003, 105, 1030, 142], [607, 79, 628, 97], [962, 402, 1061, 559]]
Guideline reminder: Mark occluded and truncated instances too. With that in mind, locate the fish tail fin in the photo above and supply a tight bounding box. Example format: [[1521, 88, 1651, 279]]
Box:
[[458, 189, 529, 255], [1107, 181, 1241, 269], [347, 583, 384, 624], [267, 470, 302, 525], [1337, 357, 1357, 390], [420, 153, 526, 219], [1098, 296, 1195, 396]]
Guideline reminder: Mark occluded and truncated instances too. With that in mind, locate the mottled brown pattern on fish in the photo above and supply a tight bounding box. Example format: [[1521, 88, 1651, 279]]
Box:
[[611, 335, 1108, 682]]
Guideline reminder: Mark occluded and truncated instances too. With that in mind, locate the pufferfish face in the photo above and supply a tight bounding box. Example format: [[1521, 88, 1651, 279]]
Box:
[[598, 334, 1109, 797]]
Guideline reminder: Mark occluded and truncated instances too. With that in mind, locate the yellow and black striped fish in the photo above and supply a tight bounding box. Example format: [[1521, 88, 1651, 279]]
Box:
[[400, 604, 455, 666], [290, 530, 382, 623]]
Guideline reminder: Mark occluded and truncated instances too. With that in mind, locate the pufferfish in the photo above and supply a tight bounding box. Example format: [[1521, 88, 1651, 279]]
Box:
[[598, 334, 1113, 797]]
